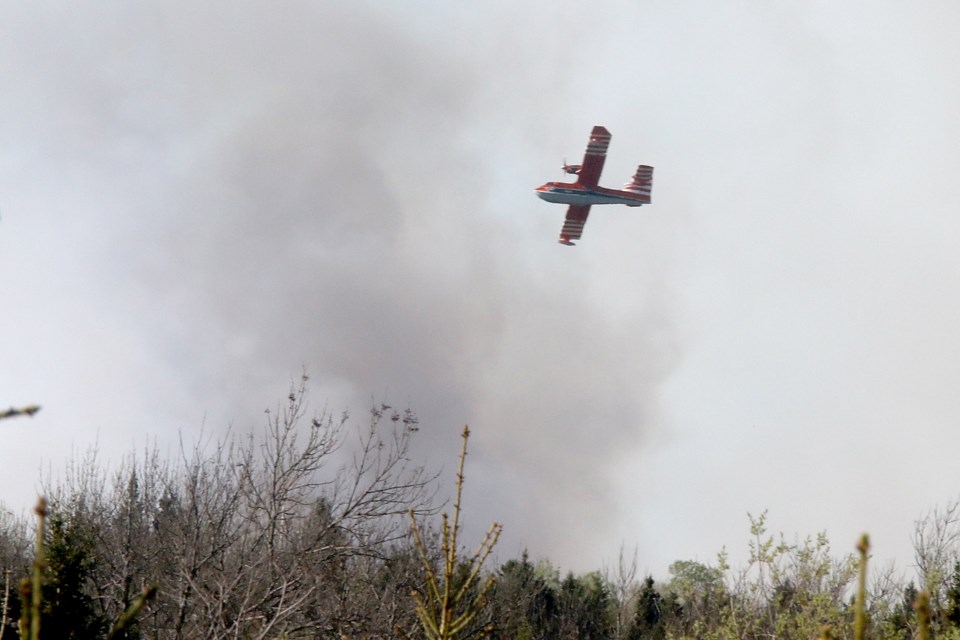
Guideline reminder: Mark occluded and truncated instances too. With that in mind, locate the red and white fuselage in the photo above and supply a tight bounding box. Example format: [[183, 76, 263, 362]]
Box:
[[534, 182, 649, 207], [534, 126, 654, 245]]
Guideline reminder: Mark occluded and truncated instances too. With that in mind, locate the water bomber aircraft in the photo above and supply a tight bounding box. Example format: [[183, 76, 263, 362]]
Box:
[[535, 125, 654, 246]]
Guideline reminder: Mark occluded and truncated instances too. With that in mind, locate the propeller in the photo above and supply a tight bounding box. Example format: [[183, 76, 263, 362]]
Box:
[[561, 158, 581, 175]]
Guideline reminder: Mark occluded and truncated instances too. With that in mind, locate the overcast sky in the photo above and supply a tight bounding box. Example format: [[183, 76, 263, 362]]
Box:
[[3, 0, 960, 580]]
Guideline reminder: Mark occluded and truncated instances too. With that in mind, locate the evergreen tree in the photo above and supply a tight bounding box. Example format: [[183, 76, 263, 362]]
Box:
[[872, 580, 916, 640], [629, 576, 664, 640], [42, 513, 109, 639], [489, 552, 561, 640], [557, 571, 613, 640], [946, 563, 960, 629]]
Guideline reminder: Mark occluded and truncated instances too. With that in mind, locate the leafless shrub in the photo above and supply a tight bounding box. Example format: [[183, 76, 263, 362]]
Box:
[[31, 375, 440, 639]]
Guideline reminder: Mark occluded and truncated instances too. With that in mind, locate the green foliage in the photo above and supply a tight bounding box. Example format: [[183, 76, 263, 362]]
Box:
[[487, 559, 620, 640], [629, 576, 666, 640], [487, 552, 558, 640], [947, 562, 960, 629], [42, 511, 109, 639], [900, 582, 919, 633], [556, 571, 614, 640]]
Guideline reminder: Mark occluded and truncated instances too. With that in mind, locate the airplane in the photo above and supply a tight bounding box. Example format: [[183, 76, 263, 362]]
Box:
[[534, 126, 653, 246]]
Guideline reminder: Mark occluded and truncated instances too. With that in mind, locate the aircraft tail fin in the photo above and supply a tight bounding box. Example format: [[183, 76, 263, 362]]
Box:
[[623, 165, 653, 202]]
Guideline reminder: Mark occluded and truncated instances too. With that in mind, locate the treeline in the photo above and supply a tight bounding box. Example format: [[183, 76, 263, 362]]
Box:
[[1, 380, 437, 639], [3, 381, 960, 639]]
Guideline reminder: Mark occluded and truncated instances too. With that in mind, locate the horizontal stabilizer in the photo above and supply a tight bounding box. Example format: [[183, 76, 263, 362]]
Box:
[[623, 165, 654, 202]]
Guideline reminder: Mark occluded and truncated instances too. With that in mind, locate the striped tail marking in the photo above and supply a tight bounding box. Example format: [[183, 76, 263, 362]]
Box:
[[623, 165, 654, 202]]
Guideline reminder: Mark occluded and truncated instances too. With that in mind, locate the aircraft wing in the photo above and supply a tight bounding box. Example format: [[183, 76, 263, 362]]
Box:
[[559, 205, 591, 246], [575, 126, 611, 188]]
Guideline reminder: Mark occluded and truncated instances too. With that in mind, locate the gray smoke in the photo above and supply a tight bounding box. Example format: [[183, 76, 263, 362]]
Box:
[[11, 1, 960, 580], [0, 2, 680, 571]]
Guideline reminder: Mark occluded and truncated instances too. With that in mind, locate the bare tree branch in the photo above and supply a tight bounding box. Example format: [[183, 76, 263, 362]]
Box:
[[0, 405, 40, 420]]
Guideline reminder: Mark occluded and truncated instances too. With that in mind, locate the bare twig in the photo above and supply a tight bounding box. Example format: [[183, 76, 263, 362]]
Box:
[[0, 405, 41, 420]]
